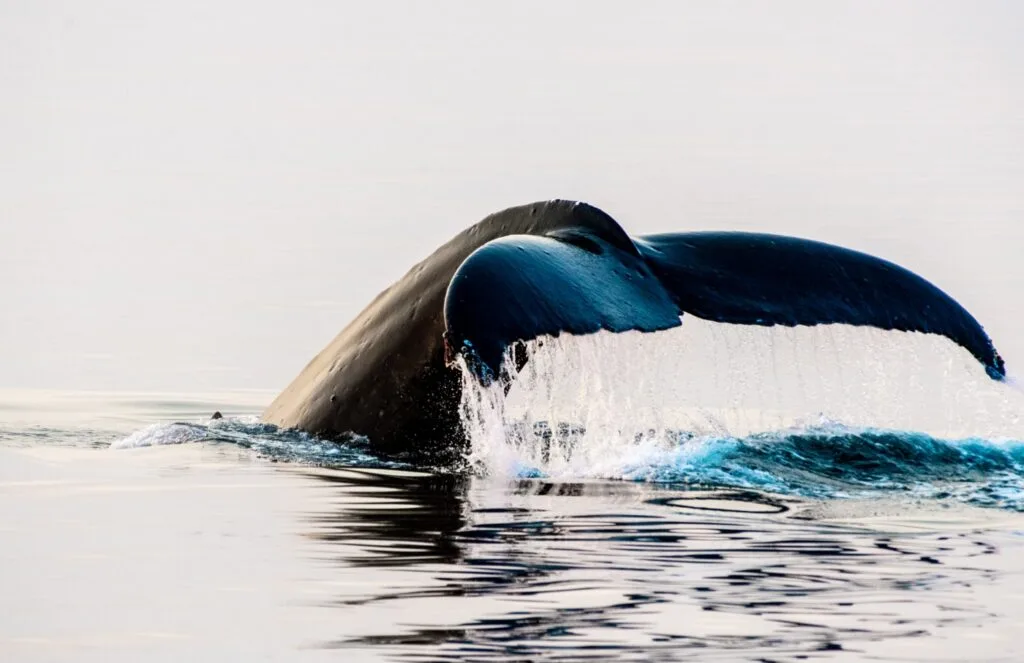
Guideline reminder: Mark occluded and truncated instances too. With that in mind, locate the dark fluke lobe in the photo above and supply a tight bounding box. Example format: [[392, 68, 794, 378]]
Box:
[[263, 200, 1005, 453]]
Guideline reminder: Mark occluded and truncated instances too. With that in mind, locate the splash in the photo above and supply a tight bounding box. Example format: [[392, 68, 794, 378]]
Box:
[[458, 318, 1024, 509], [110, 416, 399, 467]]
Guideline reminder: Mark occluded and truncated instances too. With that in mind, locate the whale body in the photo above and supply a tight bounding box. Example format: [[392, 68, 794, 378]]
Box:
[[262, 200, 1005, 456]]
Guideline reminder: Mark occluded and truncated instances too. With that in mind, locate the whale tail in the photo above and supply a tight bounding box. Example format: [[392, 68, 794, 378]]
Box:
[[444, 206, 1004, 381], [265, 200, 1005, 451]]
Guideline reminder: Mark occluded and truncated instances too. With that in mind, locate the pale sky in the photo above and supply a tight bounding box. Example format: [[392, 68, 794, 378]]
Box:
[[2, 1, 1022, 391]]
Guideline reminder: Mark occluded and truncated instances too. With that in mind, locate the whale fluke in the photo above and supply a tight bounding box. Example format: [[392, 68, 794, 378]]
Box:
[[446, 228, 1004, 381], [264, 200, 1005, 453], [636, 232, 1004, 380]]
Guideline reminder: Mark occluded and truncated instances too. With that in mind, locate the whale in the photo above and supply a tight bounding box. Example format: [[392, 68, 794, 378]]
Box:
[[262, 200, 1005, 457]]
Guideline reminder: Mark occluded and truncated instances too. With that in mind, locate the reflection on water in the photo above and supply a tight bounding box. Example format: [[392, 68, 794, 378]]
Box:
[[311, 471, 468, 568], [303, 469, 1023, 662], [7, 388, 1024, 661]]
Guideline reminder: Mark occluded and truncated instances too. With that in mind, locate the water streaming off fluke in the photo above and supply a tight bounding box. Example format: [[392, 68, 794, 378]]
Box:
[[458, 319, 1024, 510]]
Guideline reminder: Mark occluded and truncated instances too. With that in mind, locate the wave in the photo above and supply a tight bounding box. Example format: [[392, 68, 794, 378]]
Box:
[[456, 320, 1024, 511], [110, 416, 399, 468], [498, 422, 1024, 510], [105, 415, 1024, 512]]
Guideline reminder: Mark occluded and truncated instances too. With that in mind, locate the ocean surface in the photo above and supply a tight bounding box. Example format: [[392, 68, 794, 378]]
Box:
[[5, 322, 1024, 661]]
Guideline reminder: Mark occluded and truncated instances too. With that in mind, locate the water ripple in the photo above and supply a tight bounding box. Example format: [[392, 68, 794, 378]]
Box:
[[308, 472, 1022, 662]]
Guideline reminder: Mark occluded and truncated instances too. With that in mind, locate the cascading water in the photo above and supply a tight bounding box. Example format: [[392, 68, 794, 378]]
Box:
[[457, 317, 1024, 509]]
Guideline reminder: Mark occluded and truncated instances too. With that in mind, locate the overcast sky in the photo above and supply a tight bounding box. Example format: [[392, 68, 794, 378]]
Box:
[[2, 1, 1022, 392]]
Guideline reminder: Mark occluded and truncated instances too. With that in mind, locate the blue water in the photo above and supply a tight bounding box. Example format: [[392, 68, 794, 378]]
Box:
[[613, 427, 1024, 511]]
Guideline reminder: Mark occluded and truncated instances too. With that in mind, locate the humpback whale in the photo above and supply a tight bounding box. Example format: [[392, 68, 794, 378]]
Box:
[[263, 200, 1005, 456]]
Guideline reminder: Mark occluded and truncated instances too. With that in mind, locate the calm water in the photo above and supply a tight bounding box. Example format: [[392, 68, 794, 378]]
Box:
[[3, 388, 1024, 662]]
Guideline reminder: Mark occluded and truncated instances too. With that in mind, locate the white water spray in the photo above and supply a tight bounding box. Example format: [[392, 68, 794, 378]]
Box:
[[458, 318, 1024, 479]]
